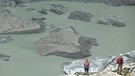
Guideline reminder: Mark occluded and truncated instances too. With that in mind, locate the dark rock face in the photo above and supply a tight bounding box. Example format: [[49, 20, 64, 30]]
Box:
[[78, 36, 98, 56], [49, 4, 67, 15], [36, 27, 98, 58], [121, 0, 135, 5], [38, 9, 48, 14], [68, 11, 93, 22], [31, 17, 46, 21], [0, 53, 10, 61]]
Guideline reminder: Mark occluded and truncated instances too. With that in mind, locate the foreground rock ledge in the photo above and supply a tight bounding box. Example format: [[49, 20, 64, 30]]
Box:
[[36, 27, 98, 58], [62, 50, 135, 75]]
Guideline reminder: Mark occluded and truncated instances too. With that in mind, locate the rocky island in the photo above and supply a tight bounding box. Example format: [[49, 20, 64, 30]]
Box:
[[36, 27, 98, 58], [0, 7, 45, 34]]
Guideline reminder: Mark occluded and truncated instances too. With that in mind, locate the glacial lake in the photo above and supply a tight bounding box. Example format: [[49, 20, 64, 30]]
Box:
[[0, 1, 135, 76]]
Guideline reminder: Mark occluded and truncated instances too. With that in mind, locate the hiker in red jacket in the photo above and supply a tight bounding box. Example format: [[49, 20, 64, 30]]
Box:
[[116, 54, 124, 75], [84, 59, 90, 73]]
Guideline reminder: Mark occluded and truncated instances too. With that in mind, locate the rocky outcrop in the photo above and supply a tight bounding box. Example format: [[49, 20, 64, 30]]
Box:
[[38, 9, 48, 15], [101, 62, 135, 76], [0, 53, 10, 61], [49, 4, 67, 15], [97, 16, 126, 27], [122, 63, 135, 76], [0, 8, 45, 34], [68, 11, 93, 22], [0, 0, 29, 7], [31, 16, 46, 21], [62, 50, 135, 75], [97, 18, 110, 25], [0, 35, 13, 44], [36, 26, 98, 58], [108, 16, 126, 27]]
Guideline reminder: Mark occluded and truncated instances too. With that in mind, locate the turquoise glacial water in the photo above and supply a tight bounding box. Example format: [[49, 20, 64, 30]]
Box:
[[0, 1, 135, 76]]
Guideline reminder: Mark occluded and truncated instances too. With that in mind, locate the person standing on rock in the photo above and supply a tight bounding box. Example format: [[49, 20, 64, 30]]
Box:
[[116, 54, 124, 75], [84, 59, 90, 73]]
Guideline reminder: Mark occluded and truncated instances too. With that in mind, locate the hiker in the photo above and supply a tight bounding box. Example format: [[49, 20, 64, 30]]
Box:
[[84, 59, 90, 73], [116, 54, 124, 75]]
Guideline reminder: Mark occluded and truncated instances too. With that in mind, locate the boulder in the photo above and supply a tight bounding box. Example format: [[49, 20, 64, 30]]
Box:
[[38, 9, 48, 14], [31, 17, 46, 21], [0, 53, 10, 61], [0, 8, 45, 34], [97, 18, 110, 25], [36, 26, 98, 58], [49, 4, 67, 15], [68, 11, 93, 22], [97, 16, 126, 27], [108, 16, 126, 27]]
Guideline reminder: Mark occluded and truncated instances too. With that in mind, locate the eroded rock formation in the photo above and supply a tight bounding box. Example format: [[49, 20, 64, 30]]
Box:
[[0, 8, 45, 34], [49, 4, 67, 15], [36, 26, 98, 58], [68, 11, 93, 22], [97, 16, 126, 27]]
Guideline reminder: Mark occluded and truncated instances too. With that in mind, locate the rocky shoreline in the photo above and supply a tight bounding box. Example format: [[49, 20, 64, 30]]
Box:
[[1, 0, 135, 7], [31, 0, 135, 7]]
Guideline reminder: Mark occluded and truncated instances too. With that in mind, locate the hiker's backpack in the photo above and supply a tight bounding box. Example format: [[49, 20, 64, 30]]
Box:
[[116, 56, 123, 64]]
